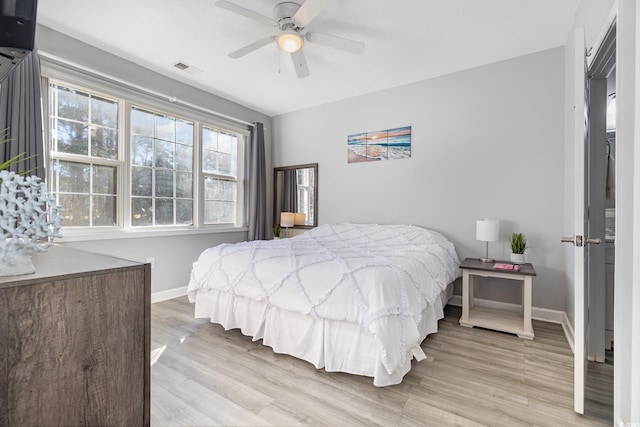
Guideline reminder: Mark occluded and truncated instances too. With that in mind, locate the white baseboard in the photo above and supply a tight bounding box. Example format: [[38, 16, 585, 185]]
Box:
[[448, 295, 574, 351], [151, 286, 188, 304]]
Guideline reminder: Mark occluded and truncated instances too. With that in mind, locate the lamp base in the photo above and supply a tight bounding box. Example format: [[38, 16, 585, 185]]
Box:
[[479, 257, 495, 263]]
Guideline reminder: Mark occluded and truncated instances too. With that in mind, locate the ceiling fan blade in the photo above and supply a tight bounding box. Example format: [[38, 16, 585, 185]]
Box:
[[293, 0, 331, 28], [215, 1, 275, 27], [305, 32, 365, 55], [228, 37, 275, 59], [290, 50, 310, 78]]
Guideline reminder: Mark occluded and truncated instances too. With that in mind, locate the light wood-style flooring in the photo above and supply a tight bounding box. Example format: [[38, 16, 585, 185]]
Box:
[[151, 297, 612, 426]]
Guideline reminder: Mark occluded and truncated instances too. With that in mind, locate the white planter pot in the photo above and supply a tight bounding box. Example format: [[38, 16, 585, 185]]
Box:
[[510, 253, 526, 264]]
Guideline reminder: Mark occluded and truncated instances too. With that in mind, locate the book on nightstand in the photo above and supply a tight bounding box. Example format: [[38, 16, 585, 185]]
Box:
[[493, 263, 519, 271]]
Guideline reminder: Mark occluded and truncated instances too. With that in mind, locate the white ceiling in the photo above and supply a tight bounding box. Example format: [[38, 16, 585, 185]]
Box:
[[37, 0, 581, 117]]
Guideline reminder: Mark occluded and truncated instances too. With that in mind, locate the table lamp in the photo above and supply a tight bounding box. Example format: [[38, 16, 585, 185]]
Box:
[[294, 213, 306, 226], [476, 219, 499, 263], [280, 212, 294, 238]]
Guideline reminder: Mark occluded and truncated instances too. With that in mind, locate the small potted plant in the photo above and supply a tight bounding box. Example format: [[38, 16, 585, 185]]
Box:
[[510, 232, 529, 264], [273, 223, 281, 240]]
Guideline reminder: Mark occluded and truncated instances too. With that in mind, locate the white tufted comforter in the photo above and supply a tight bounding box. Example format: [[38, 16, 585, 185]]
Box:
[[188, 223, 460, 377]]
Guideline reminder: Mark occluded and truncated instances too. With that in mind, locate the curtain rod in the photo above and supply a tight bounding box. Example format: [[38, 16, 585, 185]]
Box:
[[38, 51, 256, 128]]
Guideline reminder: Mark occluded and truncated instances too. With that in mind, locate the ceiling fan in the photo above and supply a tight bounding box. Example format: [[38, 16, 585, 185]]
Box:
[[216, 0, 365, 78]]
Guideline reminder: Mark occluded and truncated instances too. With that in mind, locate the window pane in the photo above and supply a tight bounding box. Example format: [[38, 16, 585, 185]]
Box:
[[55, 160, 90, 193], [176, 199, 192, 225], [56, 119, 88, 155], [131, 108, 154, 136], [219, 201, 235, 223], [49, 82, 121, 229], [56, 86, 89, 122], [155, 169, 174, 198], [204, 200, 218, 224], [132, 198, 153, 226], [130, 108, 196, 227], [203, 150, 217, 173], [203, 128, 217, 151], [176, 172, 192, 198], [155, 199, 174, 225], [156, 114, 175, 141], [93, 165, 116, 194], [132, 166, 152, 197], [132, 135, 153, 166], [58, 194, 90, 226], [176, 145, 192, 171], [155, 140, 175, 168], [218, 152, 232, 175], [222, 180, 236, 202], [91, 96, 117, 128], [91, 126, 117, 159], [92, 195, 116, 226], [203, 176, 237, 225], [204, 176, 219, 199], [218, 132, 234, 154], [176, 119, 193, 145]]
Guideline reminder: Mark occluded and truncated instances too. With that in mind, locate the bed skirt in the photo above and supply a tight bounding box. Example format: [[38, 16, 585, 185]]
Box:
[[193, 283, 453, 386]]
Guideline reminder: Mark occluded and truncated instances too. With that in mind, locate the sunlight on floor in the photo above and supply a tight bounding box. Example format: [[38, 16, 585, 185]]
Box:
[[150, 345, 167, 366]]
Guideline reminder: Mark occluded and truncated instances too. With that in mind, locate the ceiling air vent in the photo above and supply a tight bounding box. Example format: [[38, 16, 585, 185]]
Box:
[[173, 60, 203, 76]]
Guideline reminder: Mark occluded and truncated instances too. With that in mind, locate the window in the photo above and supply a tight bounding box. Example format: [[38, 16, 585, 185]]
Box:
[[49, 83, 119, 227], [202, 126, 238, 224], [46, 78, 247, 233], [130, 107, 194, 226], [296, 168, 314, 225]]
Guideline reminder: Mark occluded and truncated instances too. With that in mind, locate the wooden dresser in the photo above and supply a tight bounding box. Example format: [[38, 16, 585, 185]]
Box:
[[0, 245, 150, 426]]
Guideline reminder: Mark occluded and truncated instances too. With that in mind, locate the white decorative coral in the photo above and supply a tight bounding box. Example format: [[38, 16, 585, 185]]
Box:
[[0, 170, 63, 274]]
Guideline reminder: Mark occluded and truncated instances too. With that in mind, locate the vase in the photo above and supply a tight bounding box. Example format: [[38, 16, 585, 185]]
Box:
[[0, 252, 36, 276], [510, 253, 525, 264]]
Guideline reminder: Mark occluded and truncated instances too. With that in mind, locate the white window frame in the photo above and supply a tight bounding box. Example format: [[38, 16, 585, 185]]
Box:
[[48, 80, 125, 229], [42, 65, 249, 240], [199, 124, 246, 227]]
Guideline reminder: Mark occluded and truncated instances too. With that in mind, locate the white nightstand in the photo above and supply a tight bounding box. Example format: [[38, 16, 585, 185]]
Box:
[[459, 258, 537, 339]]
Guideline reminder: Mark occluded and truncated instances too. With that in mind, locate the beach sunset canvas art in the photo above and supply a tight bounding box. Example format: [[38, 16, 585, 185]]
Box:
[[347, 126, 411, 163]]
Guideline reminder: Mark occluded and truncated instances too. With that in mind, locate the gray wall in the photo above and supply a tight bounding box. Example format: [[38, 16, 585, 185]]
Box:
[[36, 25, 273, 294], [273, 48, 566, 311]]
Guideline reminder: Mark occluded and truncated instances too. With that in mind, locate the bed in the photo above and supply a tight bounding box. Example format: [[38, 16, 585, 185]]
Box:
[[187, 223, 460, 386]]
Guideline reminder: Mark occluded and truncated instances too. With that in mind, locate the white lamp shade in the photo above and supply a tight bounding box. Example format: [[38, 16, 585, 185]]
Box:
[[476, 219, 499, 242], [280, 212, 294, 227], [294, 213, 306, 226]]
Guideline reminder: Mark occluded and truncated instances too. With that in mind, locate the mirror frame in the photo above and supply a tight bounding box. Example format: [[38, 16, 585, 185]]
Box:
[[273, 163, 318, 228]]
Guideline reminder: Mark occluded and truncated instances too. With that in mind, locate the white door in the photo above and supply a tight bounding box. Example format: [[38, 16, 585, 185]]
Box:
[[564, 27, 588, 415]]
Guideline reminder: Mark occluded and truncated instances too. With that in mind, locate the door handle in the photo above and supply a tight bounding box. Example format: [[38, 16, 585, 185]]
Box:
[[585, 237, 602, 245], [561, 235, 583, 246]]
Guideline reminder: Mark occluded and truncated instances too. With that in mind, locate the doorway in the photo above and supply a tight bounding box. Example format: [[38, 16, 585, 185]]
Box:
[[585, 20, 615, 416]]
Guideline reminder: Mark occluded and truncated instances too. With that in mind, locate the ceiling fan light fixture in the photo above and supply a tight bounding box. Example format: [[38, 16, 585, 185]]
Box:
[[277, 32, 304, 53]]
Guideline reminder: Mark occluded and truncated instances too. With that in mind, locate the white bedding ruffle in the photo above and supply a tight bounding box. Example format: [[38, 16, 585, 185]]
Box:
[[188, 223, 460, 382], [193, 284, 453, 386]]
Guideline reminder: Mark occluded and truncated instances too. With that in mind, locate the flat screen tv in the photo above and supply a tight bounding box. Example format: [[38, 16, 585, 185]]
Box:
[[0, 0, 38, 82]]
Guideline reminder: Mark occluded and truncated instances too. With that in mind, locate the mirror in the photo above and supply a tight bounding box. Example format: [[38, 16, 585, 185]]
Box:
[[273, 163, 318, 228]]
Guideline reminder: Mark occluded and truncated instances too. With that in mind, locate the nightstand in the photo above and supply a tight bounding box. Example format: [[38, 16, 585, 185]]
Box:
[[459, 257, 537, 339]]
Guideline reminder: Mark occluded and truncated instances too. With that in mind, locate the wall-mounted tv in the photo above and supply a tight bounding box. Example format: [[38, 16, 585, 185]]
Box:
[[0, 0, 38, 82], [0, 0, 38, 50]]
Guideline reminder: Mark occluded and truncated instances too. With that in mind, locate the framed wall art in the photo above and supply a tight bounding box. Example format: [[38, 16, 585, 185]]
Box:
[[347, 126, 411, 163]]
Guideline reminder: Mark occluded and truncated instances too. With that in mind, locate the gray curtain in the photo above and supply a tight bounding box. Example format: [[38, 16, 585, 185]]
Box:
[[0, 50, 44, 179], [247, 122, 268, 240], [282, 169, 297, 212]]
